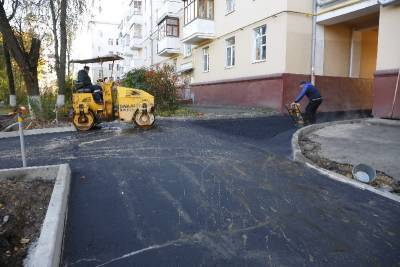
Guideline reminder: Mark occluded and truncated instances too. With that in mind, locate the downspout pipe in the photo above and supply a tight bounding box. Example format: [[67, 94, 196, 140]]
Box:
[[389, 68, 400, 118], [150, 0, 154, 66], [311, 0, 318, 85]]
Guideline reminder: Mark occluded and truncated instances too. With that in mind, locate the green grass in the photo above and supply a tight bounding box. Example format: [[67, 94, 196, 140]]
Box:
[[156, 106, 200, 117]]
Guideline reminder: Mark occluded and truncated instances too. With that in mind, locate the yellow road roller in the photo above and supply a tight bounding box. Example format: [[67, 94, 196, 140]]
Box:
[[70, 55, 155, 131]]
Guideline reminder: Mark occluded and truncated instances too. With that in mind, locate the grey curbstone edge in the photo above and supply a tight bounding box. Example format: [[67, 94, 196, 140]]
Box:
[[0, 125, 76, 139], [292, 118, 400, 203], [0, 164, 71, 267]]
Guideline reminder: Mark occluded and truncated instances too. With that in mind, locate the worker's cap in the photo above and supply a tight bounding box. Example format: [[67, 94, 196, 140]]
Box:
[[84, 66, 90, 70]]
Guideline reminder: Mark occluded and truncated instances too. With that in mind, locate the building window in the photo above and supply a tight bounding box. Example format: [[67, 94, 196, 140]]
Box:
[[203, 47, 209, 72], [254, 25, 267, 62], [184, 44, 192, 57], [226, 0, 235, 14], [109, 64, 113, 70], [225, 37, 235, 67], [184, 0, 214, 25], [158, 17, 179, 40], [133, 0, 142, 15], [172, 59, 177, 72], [133, 24, 142, 38], [108, 38, 113, 45], [116, 39, 119, 45]]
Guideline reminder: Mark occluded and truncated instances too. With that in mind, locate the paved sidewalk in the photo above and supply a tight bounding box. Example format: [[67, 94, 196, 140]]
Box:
[[185, 104, 277, 119], [307, 119, 400, 180]]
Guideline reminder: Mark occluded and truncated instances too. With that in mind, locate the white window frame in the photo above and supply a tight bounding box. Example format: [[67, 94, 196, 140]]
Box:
[[226, 0, 235, 14], [225, 37, 235, 68], [203, 47, 209, 72], [133, 0, 142, 15], [108, 38, 113, 46], [253, 25, 267, 62], [184, 44, 192, 57]]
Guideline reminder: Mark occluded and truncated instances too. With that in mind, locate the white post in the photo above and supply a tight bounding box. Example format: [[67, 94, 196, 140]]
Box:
[[9, 95, 17, 107], [56, 94, 65, 108], [18, 114, 27, 167]]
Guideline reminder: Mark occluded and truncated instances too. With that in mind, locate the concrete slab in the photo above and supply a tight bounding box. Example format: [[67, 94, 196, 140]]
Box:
[[310, 120, 400, 180]]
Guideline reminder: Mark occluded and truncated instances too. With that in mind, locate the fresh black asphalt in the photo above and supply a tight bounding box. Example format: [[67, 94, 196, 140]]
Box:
[[0, 116, 399, 266]]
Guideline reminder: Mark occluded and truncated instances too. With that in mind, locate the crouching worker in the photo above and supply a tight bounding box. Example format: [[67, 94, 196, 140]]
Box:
[[77, 66, 103, 103], [293, 81, 323, 124]]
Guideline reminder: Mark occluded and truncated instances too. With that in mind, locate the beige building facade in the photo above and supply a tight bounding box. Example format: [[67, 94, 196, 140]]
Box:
[[119, 0, 400, 117]]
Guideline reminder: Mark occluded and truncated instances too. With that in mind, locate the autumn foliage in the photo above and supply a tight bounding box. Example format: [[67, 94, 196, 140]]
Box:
[[122, 65, 178, 111]]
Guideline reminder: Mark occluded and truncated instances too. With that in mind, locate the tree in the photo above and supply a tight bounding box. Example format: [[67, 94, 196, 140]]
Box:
[[2, 41, 16, 106], [49, 0, 87, 107], [49, 0, 67, 107], [0, 0, 42, 108]]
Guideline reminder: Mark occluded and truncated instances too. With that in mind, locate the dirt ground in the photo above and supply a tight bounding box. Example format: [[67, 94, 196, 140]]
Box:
[[0, 178, 53, 266], [300, 136, 400, 195]]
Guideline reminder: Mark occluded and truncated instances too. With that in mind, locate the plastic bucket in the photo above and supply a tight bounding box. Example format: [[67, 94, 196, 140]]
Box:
[[352, 164, 376, 183]]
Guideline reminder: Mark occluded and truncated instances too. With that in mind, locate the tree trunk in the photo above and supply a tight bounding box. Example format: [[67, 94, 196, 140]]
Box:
[[0, 5, 41, 98], [2, 40, 16, 107], [58, 0, 68, 107], [51, 0, 68, 107]]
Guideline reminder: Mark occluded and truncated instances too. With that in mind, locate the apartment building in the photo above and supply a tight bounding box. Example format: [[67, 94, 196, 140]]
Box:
[[119, 0, 169, 70], [119, 0, 400, 118], [174, 0, 314, 111], [87, 21, 124, 82], [314, 0, 400, 118], [73, 0, 124, 82]]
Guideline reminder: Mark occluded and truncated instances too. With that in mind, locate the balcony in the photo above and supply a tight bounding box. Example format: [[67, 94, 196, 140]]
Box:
[[317, 0, 380, 25], [157, 0, 181, 24], [130, 15, 143, 25], [157, 37, 180, 57], [182, 19, 215, 44], [130, 36, 143, 49], [177, 61, 193, 73], [182, 0, 215, 44]]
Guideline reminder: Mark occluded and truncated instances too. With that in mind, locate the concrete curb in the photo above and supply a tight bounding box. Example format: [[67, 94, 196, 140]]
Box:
[[0, 125, 76, 139], [292, 118, 400, 203], [0, 164, 71, 267]]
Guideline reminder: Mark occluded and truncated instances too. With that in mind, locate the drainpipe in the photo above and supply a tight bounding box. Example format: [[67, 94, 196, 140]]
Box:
[[150, 0, 154, 66], [390, 68, 400, 118], [311, 0, 317, 85]]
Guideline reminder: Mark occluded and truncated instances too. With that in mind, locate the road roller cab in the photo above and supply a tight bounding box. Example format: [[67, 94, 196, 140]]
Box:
[[70, 55, 155, 131]]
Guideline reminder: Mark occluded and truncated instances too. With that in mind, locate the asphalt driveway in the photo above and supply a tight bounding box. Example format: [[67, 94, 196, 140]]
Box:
[[0, 116, 399, 266]]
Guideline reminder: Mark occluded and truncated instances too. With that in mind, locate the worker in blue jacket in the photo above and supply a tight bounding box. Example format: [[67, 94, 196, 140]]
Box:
[[293, 81, 323, 124]]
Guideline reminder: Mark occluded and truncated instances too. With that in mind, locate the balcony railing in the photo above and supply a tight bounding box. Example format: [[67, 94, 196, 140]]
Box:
[[157, 37, 181, 57], [130, 36, 143, 49], [182, 18, 215, 44], [157, 0, 182, 24]]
